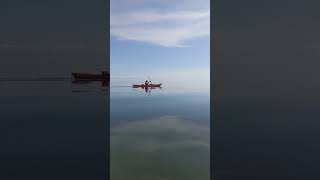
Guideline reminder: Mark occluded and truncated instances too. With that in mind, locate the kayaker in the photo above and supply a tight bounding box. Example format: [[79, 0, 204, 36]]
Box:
[[145, 80, 149, 86]]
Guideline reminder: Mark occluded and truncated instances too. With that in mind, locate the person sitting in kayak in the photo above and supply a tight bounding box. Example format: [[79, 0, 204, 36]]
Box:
[[145, 80, 149, 86]]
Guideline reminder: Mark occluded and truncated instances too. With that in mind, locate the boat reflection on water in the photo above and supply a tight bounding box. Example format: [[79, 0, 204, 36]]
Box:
[[72, 79, 110, 87], [133, 86, 162, 94]]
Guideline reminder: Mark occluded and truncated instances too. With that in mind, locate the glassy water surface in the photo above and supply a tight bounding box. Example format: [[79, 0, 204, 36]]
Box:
[[0, 79, 210, 179], [0, 80, 108, 180], [110, 84, 210, 180]]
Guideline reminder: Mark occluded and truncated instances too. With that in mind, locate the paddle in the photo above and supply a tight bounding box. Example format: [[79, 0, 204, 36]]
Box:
[[147, 75, 152, 84], [148, 76, 152, 94]]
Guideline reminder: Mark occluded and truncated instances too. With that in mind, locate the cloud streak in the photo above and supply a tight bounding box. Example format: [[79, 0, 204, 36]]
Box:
[[111, 11, 209, 26], [110, 0, 210, 47]]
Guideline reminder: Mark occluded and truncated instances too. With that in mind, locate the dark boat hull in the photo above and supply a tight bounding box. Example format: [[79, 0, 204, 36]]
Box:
[[72, 73, 102, 80], [72, 72, 109, 81]]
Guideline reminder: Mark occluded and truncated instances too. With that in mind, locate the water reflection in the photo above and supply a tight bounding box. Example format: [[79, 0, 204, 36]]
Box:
[[71, 79, 109, 92], [72, 79, 110, 87], [0, 79, 108, 179], [111, 116, 209, 180], [111, 86, 210, 180], [132, 86, 162, 94]]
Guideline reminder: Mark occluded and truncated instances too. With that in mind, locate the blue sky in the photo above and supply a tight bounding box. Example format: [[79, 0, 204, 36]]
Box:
[[111, 0, 210, 87]]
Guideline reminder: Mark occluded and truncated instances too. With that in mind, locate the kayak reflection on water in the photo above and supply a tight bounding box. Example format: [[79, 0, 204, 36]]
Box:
[[144, 86, 161, 94]]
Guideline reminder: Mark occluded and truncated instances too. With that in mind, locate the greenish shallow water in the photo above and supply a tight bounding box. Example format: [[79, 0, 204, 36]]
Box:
[[110, 85, 210, 180]]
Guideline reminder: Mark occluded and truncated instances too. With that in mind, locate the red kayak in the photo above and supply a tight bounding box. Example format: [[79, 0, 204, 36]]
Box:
[[132, 83, 162, 88]]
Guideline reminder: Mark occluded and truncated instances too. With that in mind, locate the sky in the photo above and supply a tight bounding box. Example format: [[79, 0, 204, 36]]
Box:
[[110, 0, 210, 87], [0, 0, 108, 78], [0, 0, 210, 85], [214, 0, 320, 99]]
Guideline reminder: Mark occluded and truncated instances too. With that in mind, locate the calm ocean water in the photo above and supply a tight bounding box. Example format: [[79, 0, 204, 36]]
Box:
[[110, 83, 210, 180], [0, 79, 210, 179], [0, 80, 108, 179], [213, 97, 320, 179]]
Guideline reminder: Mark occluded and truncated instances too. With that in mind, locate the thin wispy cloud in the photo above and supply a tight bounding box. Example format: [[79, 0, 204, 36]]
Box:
[[111, 11, 209, 26], [110, 0, 210, 47]]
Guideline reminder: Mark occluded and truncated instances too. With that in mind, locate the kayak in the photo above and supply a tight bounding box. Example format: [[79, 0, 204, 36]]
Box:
[[132, 83, 162, 88], [132, 84, 162, 88]]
